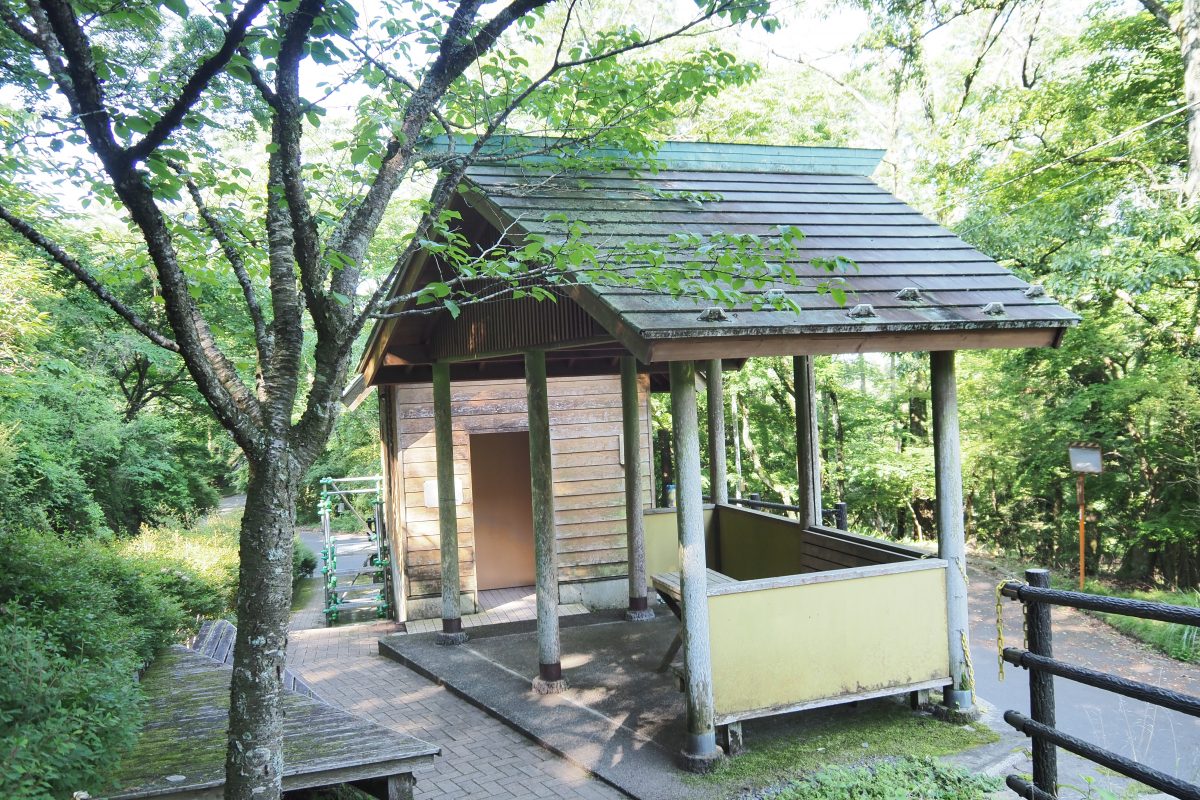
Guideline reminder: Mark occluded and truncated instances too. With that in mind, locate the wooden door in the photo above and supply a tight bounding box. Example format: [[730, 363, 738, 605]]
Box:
[[470, 431, 536, 590]]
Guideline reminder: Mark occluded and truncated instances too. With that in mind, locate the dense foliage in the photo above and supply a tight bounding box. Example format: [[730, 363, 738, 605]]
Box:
[[0, 510, 320, 799], [667, 0, 1200, 592], [0, 249, 230, 538], [0, 520, 240, 799]]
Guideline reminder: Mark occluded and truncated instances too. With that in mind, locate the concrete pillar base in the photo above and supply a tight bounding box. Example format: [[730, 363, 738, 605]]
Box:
[[932, 704, 980, 724], [933, 688, 980, 723], [624, 607, 655, 622], [532, 677, 568, 695], [678, 740, 723, 774], [435, 631, 468, 646]]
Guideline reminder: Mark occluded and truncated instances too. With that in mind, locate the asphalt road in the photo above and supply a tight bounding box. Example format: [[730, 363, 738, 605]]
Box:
[[966, 557, 1200, 787]]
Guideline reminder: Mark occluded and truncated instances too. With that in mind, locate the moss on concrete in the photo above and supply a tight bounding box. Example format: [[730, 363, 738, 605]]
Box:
[[697, 699, 999, 790]]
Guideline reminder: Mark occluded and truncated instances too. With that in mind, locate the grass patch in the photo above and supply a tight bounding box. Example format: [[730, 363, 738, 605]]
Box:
[[701, 700, 998, 789], [766, 757, 1000, 800], [1053, 577, 1200, 663], [291, 575, 320, 612]]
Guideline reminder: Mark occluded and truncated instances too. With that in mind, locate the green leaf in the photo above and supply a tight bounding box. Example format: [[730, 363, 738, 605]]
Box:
[[161, 0, 189, 18]]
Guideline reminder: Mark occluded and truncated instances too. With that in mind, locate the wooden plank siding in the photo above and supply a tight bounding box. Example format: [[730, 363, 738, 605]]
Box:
[[388, 373, 653, 612]]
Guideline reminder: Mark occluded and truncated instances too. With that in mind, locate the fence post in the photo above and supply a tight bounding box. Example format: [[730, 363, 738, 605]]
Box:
[[1026, 568, 1058, 796], [835, 501, 848, 531]]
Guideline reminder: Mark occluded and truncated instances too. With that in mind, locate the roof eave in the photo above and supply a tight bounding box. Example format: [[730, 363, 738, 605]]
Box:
[[457, 179, 657, 362], [641, 322, 1076, 362]]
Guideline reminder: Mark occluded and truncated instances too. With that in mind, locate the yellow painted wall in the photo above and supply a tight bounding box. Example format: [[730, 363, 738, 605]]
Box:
[[707, 566, 949, 720], [714, 505, 806, 580], [643, 507, 716, 580]]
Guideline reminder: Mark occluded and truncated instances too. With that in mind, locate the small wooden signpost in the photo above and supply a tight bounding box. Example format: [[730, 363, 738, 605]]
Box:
[[1068, 443, 1103, 590]]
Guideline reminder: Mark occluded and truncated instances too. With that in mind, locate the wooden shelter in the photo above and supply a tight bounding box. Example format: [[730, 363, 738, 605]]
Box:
[[357, 138, 1078, 767]]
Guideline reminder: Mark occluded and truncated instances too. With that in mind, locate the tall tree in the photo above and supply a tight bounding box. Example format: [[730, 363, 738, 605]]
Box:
[[0, 1, 801, 797]]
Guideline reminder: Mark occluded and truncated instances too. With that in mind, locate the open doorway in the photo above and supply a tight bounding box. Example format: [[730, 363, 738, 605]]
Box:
[[470, 431, 536, 591]]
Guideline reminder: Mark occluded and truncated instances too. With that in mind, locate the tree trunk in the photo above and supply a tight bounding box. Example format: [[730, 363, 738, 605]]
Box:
[[826, 388, 848, 500], [657, 427, 674, 506], [225, 445, 301, 799], [1183, 0, 1200, 202], [908, 396, 927, 441]]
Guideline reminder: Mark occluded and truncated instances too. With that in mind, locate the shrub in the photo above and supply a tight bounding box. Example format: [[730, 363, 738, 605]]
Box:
[[0, 529, 185, 798], [0, 619, 141, 799], [118, 514, 240, 623], [294, 537, 318, 581], [0, 519, 246, 799]]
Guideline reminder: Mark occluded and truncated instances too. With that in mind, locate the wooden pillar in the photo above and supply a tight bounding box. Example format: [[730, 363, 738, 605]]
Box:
[[670, 360, 720, 770], [621, 357, 653, 621], [793, 355, 822, 527], [526, 350, 566, 693], [706, 359, 728, 505], [377, 386, 407, 623], [730, 387, 744, 499], [433, 362, 466, 645], [388, 774, 416, 800], [931, 350, 974, 713]]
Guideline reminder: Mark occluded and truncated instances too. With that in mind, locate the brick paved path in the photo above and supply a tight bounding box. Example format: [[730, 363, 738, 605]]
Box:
[[287, 530, 623, 800]]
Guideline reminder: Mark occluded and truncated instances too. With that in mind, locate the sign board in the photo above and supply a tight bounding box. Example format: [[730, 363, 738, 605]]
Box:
[[1068, 443, 1103, 474], [423, 477, 464, 508]]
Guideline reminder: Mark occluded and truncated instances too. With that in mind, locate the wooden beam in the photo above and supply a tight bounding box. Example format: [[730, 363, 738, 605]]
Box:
[[931, 350, 974, 713], [793, 356, 822, 527], [670, 360, 721, 769], [706, 360, 728, 505], [621, 356, 652, 621], [645, 328, 1063, 362], [527, 350, 566, 693], [432, 362, 466, 645]]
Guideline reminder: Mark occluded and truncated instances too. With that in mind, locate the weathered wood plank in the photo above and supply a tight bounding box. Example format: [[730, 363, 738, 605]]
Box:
[[101, 648, 436, 800], [522, 220, 957, 239], [604, 288, 1061, 315], [705, 558, 947, 596], [598, 273, 1029, 294], [492, 197, 917, 214], [643, 328, 1061, 362], [628, 303, 1078, 331]]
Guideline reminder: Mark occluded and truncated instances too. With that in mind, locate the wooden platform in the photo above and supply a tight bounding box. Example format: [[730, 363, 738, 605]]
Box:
[[188, 619, 319, 699], [100, 646, 438, 799]]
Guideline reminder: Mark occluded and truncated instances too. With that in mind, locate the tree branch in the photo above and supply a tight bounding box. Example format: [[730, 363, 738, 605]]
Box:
[[237, 45, 280, 108], [0, 2, 42, 48], [323, 0, 554, 296], [1137, 0, 1180, 32], [36, 0, 124, 163], [275, 0, 329, 335], [0, 202, 180, 352], [180, 170, 273, 361], [37, 0, 266, 453], [126, 0, 270, 163]]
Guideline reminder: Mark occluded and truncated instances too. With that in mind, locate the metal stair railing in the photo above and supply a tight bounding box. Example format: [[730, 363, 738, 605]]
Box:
[[318, 475, 393, 626]]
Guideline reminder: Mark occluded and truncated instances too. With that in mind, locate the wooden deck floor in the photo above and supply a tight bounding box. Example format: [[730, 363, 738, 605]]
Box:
[[100, 646, 438, 799]]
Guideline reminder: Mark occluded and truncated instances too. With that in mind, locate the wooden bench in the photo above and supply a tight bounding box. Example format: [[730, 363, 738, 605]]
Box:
[[651, 568, 744, 754], [651, 568, 736, 673]]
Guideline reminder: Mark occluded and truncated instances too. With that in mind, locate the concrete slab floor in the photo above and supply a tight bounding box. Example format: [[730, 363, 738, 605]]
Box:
[[383, 612, 702, 800], [380, 612, 1023, 800]]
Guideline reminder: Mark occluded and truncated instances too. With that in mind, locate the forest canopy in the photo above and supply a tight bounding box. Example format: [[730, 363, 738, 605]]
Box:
[[2, 0, 1199, 795]]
